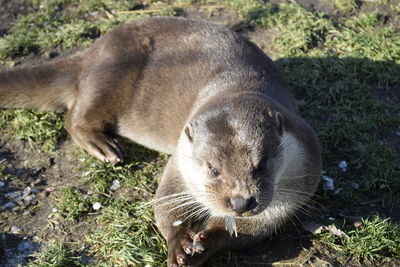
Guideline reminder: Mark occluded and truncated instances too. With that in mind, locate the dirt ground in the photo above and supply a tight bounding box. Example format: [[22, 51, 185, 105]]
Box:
[[0, 1, 399, 267]]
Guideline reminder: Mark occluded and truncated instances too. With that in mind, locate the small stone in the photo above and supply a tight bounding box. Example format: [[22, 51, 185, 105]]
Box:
[[5, 191, 21, 199], [322, 176, 335, 191], [109, 180, 121, 191], [22, 187, 32, 197], [350, 182, 359, 190], [338, 161, 348, 171], [0, 181, 5, 187], [3, 202, 17, 209], [23, 211, 31, 216], [18, 241, 34, 251], [82, 171, 91, 177], [51, 208, 58, 213], [11, 226, 22, 234], [32, 167, 42, 176], [23, 194, 36, 201], [31, 188, 40, 194], [333, 188, 342, 195], [92, 202, 102, 210], [328, 217, 336, 221]]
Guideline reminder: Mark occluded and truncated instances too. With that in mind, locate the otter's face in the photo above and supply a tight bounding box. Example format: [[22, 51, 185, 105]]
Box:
[[177, 104, 285, 218]]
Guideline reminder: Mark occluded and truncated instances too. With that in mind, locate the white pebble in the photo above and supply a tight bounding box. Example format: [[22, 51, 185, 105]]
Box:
[[322, 176, 335, 191], [82, 171, 91, 177], [11, 226, 22, 234], [338, 161, 348, 171], [22, 187, 32, 196], [172, 220, 183, 227], [110, 180, 121, 191], [0, 181, 5, 187], [92, 202, 102, 210], [23, 195, 36, 205], [23, 194, 36, 201]]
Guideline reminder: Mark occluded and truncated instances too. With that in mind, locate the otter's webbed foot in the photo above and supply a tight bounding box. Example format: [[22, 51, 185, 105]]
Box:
[[168, 228, 222, 267], [70, 126, 127, 163], [85, 133, 127, 163], [168, 228, 196, 267]]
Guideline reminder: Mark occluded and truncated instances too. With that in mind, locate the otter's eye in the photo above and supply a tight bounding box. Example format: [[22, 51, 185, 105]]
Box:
[[207, 164, 220, 178]]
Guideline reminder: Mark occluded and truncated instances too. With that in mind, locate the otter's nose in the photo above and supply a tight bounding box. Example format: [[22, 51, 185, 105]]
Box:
[[229, 197, 258, 214]]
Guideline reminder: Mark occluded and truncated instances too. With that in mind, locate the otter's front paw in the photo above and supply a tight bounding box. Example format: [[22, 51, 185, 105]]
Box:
[[168, 229, 209, 267], [168, 230, 194, 267], [192, 229, 216, 254]]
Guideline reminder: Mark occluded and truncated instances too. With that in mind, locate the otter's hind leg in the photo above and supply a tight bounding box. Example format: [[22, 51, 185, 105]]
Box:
[[66, 66, 134, 163]]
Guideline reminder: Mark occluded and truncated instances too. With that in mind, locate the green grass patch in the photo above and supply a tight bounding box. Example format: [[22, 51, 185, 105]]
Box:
[[0, 110, 65, 152], [229, 1, 400, 206], [0, 0, 140, 61], [87, 199, 167, 266], [27, 243, 82, 267], [78, 143, 166, 193], [321, 216, 400, 261], [56, 187, 93, 220]]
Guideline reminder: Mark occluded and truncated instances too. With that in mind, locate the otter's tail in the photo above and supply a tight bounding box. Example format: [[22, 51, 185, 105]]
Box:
[[0, 54, 83, 111]]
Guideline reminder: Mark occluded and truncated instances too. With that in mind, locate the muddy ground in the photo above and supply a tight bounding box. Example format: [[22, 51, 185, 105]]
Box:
[[0, 0, 399, 266]]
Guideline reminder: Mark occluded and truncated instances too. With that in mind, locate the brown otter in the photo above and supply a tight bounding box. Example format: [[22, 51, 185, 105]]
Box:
[[0, 17, 321, 266]]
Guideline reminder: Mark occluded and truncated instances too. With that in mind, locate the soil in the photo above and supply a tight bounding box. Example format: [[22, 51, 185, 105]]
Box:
[[0, 1, 399, 267]]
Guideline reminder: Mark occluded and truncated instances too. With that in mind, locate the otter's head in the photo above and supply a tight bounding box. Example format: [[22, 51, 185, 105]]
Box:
[[177, 94, 287, 217]]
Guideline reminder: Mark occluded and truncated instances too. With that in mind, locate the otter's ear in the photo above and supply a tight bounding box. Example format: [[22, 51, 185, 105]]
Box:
[[184, 123, 194, 142], [275, 112, 283, 136]]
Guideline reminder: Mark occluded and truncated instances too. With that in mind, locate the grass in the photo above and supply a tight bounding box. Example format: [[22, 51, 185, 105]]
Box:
[[56, 187, 93, 220], [27, 243, 82, 267], [0, 110, 65, 152], [0, 0, 399, 266], [87, 199, 167, 266], [320, 216, 400, 261]]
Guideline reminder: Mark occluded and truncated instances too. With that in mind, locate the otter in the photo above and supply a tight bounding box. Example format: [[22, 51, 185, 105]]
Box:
[[0, 17, 321, 266]]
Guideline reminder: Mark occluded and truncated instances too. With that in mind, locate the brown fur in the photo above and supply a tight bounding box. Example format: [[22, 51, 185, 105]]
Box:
[[0, 17, 321, 266]]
